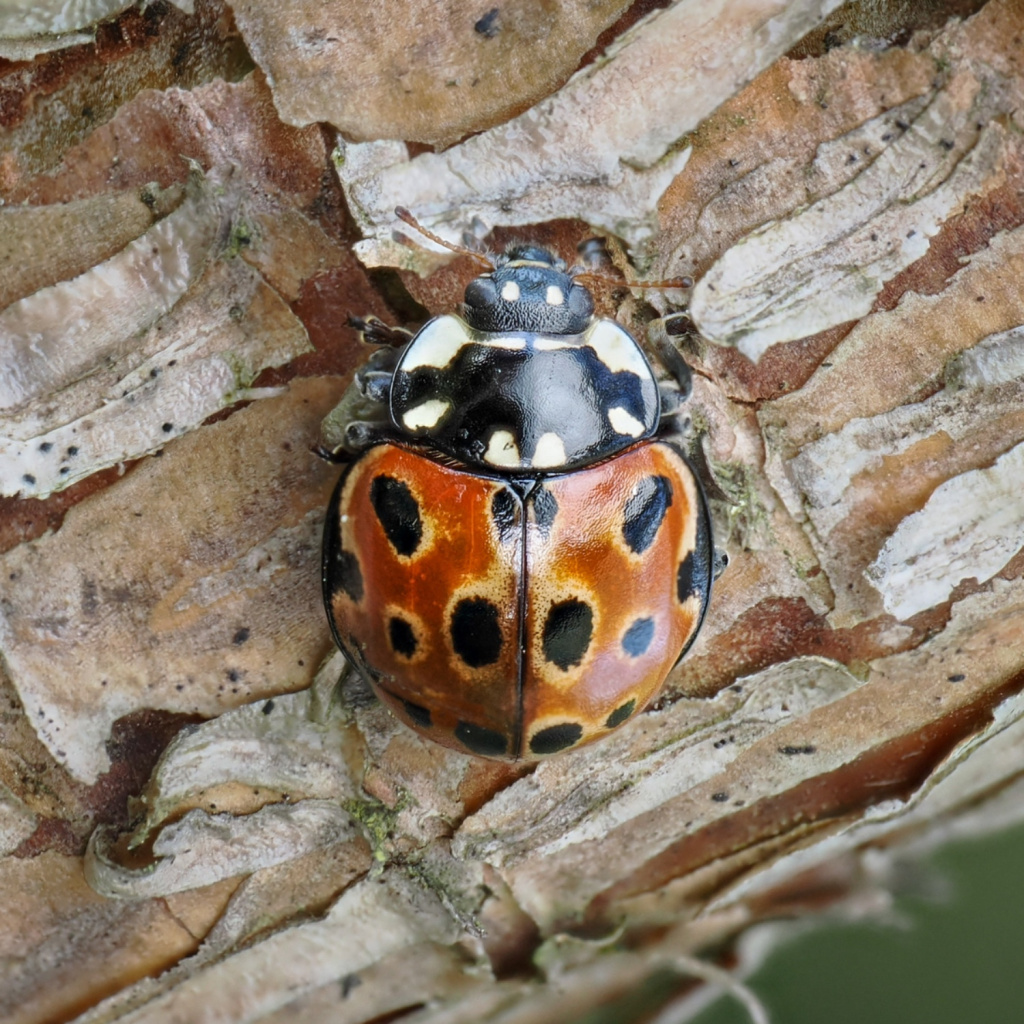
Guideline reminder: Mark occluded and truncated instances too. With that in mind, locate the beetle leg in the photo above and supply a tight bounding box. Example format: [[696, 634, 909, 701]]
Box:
[[349, 314, 415, 348], [713, 546, 730, 581], [318, 354, 399, 458], [353, 343, 400, 394], [653, 367, 693, 442], [649, 324, 693, 400], [310, 441, 353, 464], [344, 420, 394, 451], [645, 313, 699, 443], [658, 382, 683, 417], [357, 370, 392, 404]]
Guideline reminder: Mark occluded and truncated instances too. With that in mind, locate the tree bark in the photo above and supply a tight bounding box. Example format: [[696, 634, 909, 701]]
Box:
[[2, 1, 1023, 1022]]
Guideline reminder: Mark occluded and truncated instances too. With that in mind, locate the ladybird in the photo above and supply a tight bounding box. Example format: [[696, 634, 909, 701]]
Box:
[[322, 212, 714, 760]]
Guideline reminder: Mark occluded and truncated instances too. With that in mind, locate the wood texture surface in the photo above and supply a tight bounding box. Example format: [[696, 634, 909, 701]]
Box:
[[2, 1, 1023, 1022]]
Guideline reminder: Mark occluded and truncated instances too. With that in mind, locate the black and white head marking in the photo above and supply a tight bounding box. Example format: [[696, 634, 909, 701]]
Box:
[[463, 245, 595, 335], [390, 314, 660, 473]]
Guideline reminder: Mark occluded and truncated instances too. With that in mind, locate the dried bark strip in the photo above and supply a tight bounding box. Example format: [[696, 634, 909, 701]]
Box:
[[343, 0, 846, 262], [226, 0, 634, 146], [0, 379, 340, 782], [457, 579, 1024, 930]]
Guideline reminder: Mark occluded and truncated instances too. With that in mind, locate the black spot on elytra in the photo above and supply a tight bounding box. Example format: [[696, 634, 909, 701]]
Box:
[[532, 485, 559, 534], [232, 627, 250, 645], [370, 475, 422, 556], [621, 617, 654, 658], [451, 597, 503, 667], [491, 489, 520, 543], [623, 475, 673, 554], [455, 720, 507, 757], [678, 516, 712, 604], [677, 552, 694, 603], [530, 722, 583, 755], [388, 616, 418, 658], [402, 699, 432, 728], [333, 549, 364, 603], [606, 699, 636, 729], [542, 598, 593, 670]]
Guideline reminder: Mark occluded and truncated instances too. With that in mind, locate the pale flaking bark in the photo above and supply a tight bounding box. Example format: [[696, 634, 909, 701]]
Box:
[[2, 2, 1024, 1023]]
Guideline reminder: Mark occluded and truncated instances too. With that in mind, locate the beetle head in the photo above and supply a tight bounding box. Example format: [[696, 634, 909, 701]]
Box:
[[462, 244, 595, 334]]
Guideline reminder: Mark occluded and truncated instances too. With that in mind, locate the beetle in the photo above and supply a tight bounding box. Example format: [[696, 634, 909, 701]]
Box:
[[321, 210, 714, 760]]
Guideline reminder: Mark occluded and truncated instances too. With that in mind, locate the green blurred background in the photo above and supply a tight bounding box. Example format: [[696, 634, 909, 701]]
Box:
[[691, 819, 1024, 1024]]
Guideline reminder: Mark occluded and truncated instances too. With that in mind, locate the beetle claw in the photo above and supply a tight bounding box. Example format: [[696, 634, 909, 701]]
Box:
[[348, 314, 414, 348], [310, 442, 352, 465]]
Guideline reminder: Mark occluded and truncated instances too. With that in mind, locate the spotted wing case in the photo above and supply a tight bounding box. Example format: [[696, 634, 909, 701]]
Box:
[[521, 441, 711, 756], [323, 441, 711, 760], [324, 443, 522, 755]]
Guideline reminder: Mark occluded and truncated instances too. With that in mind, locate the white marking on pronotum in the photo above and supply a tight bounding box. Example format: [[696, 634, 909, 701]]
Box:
[[402, 399, 451, 430], [484, 429, 521, 467], [482, 336, 528, 350], [586, 320, 650, 376], [400, 315, 472, 371], [607, 406, 644, 437], [532, 337, 573, 351], [532, 432, 567, 468], [546, 285, 564, 305], [501, 281, 521, 302]]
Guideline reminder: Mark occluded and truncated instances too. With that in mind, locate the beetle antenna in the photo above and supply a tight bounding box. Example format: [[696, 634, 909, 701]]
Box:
[[394, 207, 495, 270], [574, 269, 694, 291]]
